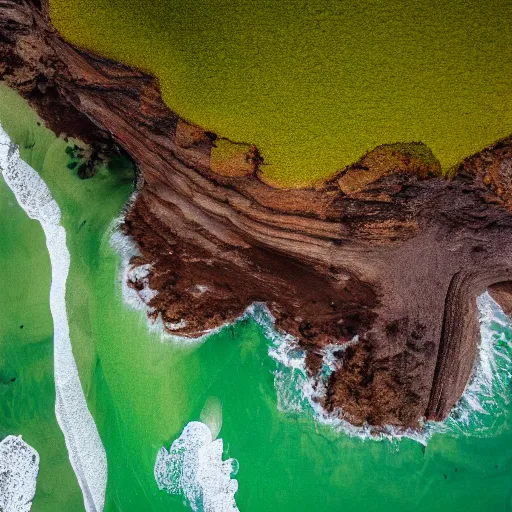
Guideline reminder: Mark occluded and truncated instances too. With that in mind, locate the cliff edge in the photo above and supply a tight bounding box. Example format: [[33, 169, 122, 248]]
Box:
[[2, 0, 512, 430]]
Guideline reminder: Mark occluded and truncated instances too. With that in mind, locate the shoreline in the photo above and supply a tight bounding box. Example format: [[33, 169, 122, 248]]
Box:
[[2, 0, 512, 430], [112, 213, 512, 444]]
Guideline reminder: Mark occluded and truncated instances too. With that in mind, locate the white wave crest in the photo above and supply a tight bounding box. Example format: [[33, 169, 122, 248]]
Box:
[[0, 436, 39, 512], [154, 422, 239, 512], [440, 292, 512, 436], [0, 124, 107, 512]]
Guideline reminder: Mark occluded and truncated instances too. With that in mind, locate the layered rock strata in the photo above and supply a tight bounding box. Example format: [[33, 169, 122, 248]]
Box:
[[2, 0, 512, 429]]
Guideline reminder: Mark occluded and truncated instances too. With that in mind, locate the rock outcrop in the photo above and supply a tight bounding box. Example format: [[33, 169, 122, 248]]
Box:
[[2, 0, 512, 430]]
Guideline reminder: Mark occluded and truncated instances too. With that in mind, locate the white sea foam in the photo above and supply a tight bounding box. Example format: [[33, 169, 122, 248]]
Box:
[[0, 436, 39, 512], [154, 421, 239, 512], [0, 124, 107, 511], [439, 292, 512, 437]]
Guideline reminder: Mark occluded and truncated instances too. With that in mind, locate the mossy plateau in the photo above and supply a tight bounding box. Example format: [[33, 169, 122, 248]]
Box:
[[49, 0, 512, 187]]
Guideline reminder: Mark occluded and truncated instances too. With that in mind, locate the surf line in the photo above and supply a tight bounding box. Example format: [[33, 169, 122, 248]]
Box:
[[0, 124, 107, 512]]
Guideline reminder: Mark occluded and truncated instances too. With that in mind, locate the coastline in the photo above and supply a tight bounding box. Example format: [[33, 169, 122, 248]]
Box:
[[112, 212, 512, 444], [2, 0, 512, 431]]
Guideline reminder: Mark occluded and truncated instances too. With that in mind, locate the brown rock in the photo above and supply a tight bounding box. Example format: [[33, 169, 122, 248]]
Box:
[[174, 119, 212, 149], [2, 0, 512, 432], [489, 282, 512, 318], [335, 142, 441, 196]]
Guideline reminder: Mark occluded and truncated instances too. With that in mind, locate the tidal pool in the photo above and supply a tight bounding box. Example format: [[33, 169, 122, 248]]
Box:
[[1, 83, 512, 511], [49, 0, 512, 186]]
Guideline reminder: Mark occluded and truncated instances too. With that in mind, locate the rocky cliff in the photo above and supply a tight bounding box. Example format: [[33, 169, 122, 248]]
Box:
[[2, 0, 512, 430]]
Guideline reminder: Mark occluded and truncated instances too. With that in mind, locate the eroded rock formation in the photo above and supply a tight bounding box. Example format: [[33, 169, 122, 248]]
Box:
[[2, 0, 512, 430]]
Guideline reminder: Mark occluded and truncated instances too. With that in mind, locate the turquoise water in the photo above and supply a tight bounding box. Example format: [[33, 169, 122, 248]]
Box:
[[1, 83, 512, 512]]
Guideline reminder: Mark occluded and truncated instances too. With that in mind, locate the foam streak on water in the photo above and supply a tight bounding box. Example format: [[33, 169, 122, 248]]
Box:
[[0, 124, 107, 512], [154, 422, 239, 512], [0, 436, 39, 512]]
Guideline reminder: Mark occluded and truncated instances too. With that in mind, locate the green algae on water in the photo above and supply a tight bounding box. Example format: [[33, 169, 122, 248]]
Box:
[[50, 0, 512, 186]]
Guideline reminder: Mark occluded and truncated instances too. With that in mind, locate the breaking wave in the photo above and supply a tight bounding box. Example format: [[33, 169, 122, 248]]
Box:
[[0, 436, 39, 512], [154, 421, 239, 512], [0, 124, 107, 512], [439, 292, 512, 437], [252, 295, 512, 444]]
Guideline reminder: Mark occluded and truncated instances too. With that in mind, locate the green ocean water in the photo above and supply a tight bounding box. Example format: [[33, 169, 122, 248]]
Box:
[[2, 83, 512, 512], [0, 106, 84, 510], [49, 0, 512, 186]]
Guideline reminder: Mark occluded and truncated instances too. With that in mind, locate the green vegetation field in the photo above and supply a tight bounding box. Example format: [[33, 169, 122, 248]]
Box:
[[50, 0, 512, 187]]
